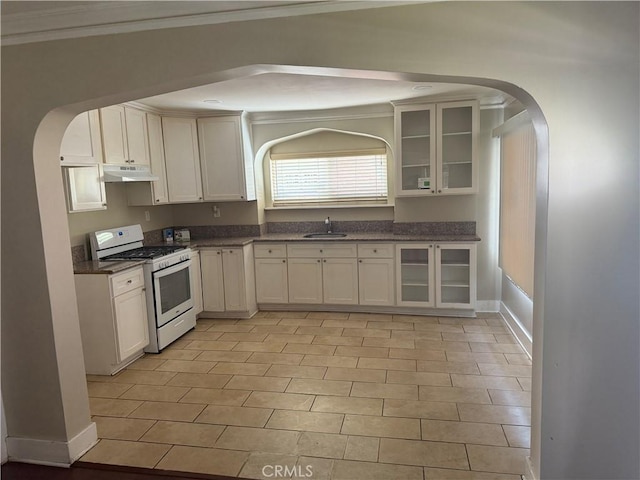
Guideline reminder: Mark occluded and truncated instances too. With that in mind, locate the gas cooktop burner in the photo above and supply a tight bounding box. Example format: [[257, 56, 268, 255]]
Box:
[[104, 245, 186, 261]]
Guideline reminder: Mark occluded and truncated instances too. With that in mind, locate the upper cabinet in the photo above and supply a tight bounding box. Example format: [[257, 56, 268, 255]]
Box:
[[198, 115, 256, 202], [162, 116, 203, 203], [100, 105, 150, 165], [60, 110, 103, 165], [395, 100, 478, 196]]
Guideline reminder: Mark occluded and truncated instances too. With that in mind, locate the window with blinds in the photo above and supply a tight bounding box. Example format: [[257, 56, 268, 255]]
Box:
[[270, 149, 388, 205]]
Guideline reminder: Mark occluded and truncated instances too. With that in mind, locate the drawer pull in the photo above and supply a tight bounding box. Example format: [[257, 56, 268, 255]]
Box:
[[373, 249, 377, 253], [127, 279, 132, 284]]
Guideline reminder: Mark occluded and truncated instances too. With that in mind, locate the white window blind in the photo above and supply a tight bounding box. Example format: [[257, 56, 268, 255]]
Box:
[[496, 115, 536, 297], [270, 150, 388, 205]]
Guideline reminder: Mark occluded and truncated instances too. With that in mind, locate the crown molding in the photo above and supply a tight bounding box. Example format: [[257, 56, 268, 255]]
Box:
[[2, 1, 429, 46]]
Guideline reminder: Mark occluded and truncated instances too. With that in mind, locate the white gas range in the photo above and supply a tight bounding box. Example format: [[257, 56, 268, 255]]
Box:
[[90, 224, 196, 352]]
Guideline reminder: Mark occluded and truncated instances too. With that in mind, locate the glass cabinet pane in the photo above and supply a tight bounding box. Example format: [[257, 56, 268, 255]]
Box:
[[400, 109, 433, 192], [440, 105, 473, 191], [439, 247, 471, 305], [399, 247, 431, 304]]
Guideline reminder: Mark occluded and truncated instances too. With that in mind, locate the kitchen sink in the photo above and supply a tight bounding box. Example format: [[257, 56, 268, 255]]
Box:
[[303, 233, 347, 238]]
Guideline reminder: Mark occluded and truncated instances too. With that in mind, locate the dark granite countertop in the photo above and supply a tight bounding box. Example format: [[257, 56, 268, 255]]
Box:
[[73, 260, 146, 275]]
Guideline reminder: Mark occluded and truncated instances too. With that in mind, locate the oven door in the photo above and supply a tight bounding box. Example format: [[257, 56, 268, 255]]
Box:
[[152, 260, 194, 328]]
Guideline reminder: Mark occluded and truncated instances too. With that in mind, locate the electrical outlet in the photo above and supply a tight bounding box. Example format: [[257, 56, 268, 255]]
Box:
[[213, 205, 221, 218], [144, 210, 151, 221]]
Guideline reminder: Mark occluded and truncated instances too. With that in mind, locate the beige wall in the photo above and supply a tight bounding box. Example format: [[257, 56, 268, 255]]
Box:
[[172, 201, 259, 226], [2, 3, 638, 477]]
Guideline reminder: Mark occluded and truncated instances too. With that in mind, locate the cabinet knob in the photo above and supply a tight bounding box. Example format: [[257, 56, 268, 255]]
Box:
[[373, 249, 377, 253], [282, 260, 286, 263], [317, 259, 321, 263], [60, 156, 64, 162], [130, 159, 135, 163], [198, 197, 202, 200], [216, 251, 220, 255], [127, 279, 132, 284], [436, 245, 440, 248], [359, 260, 362, 263], [438, 189, 442, 193], [323, 259, 327, 263], [156, 199, 160, 202], [320, 249, 323, 253], [268, 250, 272, 253]]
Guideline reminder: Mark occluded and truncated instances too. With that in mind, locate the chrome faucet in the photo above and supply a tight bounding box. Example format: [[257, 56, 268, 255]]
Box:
[[325, 217, 332, 233]]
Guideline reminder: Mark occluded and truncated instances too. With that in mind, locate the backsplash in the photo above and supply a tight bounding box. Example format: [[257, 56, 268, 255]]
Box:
[[173, 224, 264, 239], [393, 221, 476, 235], [267, 220, 394, 234]]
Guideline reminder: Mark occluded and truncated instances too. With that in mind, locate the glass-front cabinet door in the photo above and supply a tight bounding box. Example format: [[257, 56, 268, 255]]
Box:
[[396, 105, 436, 194], [435, 244, 477, 309], [396, 244, 435, 307]]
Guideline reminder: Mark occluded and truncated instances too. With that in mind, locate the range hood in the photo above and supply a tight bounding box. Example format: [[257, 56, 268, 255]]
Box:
[[103, 164, 159, 182]]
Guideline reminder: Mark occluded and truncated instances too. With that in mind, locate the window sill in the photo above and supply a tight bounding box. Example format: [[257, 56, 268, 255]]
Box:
[[264, 203, 395, 211]]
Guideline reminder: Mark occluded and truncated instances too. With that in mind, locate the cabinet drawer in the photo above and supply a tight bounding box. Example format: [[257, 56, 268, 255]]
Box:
[[357, 243, 394, 258], [287, 243, 357, 258], [110, 267, 145, 297], [254, 243, 287, 258]]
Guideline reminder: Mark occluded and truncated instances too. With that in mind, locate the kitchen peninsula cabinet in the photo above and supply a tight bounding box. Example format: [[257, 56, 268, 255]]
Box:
[[162, 116, 203, 203], [75, 266, 149, 375], [395, 100, 478, 196]]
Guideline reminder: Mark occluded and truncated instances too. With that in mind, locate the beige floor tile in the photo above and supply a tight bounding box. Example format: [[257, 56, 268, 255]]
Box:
[[518, 377, 532, 391], [283, 343, 336, 356], [164, 339, 191, 350], [92, 416, 155, 441], [206, 324, 255, 333], [218, 332, 269, 342], [349, 313, 394, 321], [334, 346, 389, 358], [119, 384, 190, 403], [419, 386, 492, 404], [247, 352, 304, 365], [296, 432, 348, 459], [197, 404, 274, 427], [414, 340, 471, 352], [296, 326, 343, 336], [265, 311, 308, 319], [417, 360, 480, 375], [322, 319, 368, 329], [239, 452, 299, 480], [265, 334, 314, 344], [184, 340, 238, 351], [156, 445, 249, 476], [478, 363, 532, 378], [195, 350, 252, 363], [233, 341, 287, 353], [126, 357, 166, 371], [279, 318, 324, 326], [351, 382, 418, 400], [424, 467, 522, 479], [362, 337, 414, 349], [215, 426, 300, 454], [442, 332, 496, 343], [110, 370, 177, 386], [332, 459, 423, 480], [80, 439, 170, 468], [389, 347, 446, 361], [128, 401, 206, 422], [166, 372, 232, 389], [251, 325, 298, 334], [242, 318, 283, 325], [438, 317, 487, 326], [457, 404, 531, 426], [463, 325, 510, 334], [341, 414, 421, 440], [225, 375, 291, 392], [470, 342, 524, 354], [286, 378, 352, 397], [466, 444, 529, 475], [140, 420, 224, 447], [342, 328, 390, 338], [324, 367, 386, 383], [89, 397, 143, 417], [312, 335, 363, 346], [306, 312, 349, 320], [266, 364, 327, 379], [344, 435, 379, 462], [383, 399, 459, 420], [378, 438, 469, 469], [505, 353, 532, 366], [387, 370, 451, 387], [489, 389, 531, 407], [245, 391, 315, 411], [210, 362, 271, 376], [421, 419, 508, 446], [393, 330, 442, 341], [180, 330, 224, 341], [367, 321, 414, 331], [503, 425, 531, 448], [495, 334, 518, 344], [451, 374, 522, 391], [357, 357, 416, 372], [311, 395, 382, 416], [154, 349, 201, 361], [179, 387, 250, 406], [446, 351, 508, 364], [155, 359, 216, 374], [266, 410, 344, 433], [393, 314, 439, 324], [414, 323, 465, 333], [87, 382, 133, 399], [300, 355, 358, 368], [297, 456, 333, 480]]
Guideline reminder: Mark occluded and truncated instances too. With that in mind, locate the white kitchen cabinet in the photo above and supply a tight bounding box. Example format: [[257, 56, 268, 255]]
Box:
[[60, 110, 103, 165], [74, 266, 149, 375], [190, 250, 203, 315], [357, 244, 395, 306], [396, 244, 435, 307], [126, 112, 170, 206], [198, 115, 256, 202], [395, 100, 478, 196], [287, 258, 323, 304], [323, 258, 359, 305], [100, 105, 150, 165], [254, 244, 288, 304], [62, 164, 107, 213], [200, 245, 257, 316], [162, 116, 203, 203]]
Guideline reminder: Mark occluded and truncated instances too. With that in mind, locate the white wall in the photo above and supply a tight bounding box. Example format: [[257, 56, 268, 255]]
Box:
[[2, 3, 638, 478]]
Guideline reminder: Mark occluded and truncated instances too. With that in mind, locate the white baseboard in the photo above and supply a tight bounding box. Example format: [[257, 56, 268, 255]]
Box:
[[476, 300, 500, 312], [7, 421, 97, 466], [500, 302, 532, 358], [523, 455, 537, 480]]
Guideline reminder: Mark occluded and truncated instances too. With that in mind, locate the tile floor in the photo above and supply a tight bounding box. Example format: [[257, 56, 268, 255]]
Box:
[[81, 311, 532, 480]]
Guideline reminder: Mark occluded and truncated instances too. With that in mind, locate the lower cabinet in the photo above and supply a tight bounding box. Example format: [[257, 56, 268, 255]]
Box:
[[190, 250, 203, 316], [357, 243, 395, 306], [254, 244, 289, 303], [287, 258, 323, 304], [200, 245, 257, 317], [75, 266, 149, 375]]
